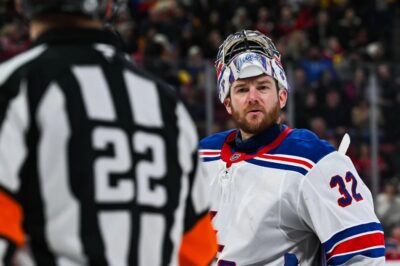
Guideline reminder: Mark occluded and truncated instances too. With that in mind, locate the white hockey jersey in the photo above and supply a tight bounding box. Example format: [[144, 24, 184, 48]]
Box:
[[199, 125, 385, 266]]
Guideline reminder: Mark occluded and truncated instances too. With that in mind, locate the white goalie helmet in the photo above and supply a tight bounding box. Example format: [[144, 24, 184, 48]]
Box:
[[215, 30, 289, 103]]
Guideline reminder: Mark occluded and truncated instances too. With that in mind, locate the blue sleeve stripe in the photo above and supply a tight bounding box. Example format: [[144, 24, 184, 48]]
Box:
[[327, 247, 385, 265], [202, 157, 221, 162], [247, 159, 309, 175], [323, 222, 383, 252]]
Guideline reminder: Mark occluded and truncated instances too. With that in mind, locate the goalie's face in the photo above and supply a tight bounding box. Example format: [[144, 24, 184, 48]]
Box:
[[224, 74, 287, 140]]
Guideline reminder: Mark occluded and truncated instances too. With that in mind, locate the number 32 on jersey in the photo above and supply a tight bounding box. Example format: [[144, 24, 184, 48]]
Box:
[[330, 171, 363, 207]]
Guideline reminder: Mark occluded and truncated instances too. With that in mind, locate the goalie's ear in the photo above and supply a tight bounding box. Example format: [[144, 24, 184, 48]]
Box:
[[338, 133, 350, 155]]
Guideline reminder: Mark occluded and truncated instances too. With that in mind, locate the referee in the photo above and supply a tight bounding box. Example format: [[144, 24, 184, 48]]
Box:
[[0, 0, 216, 265]]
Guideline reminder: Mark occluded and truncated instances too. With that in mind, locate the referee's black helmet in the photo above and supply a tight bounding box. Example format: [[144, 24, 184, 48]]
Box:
[[18, 0, 123, 20]]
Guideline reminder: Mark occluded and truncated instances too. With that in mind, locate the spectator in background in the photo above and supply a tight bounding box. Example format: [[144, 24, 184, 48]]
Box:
[[307, 10, 335, 49], [294, 0, 317, 31], [377, 63, 398, 141], [292, 67, 309, 95], [372, 0, 397, 58], [242, 0, 263, 24], [0, 21, 30, 62], [365, 41, 387, 62], [322, 36, 344, 67], [353, 142, 388, 188], [116, 21, 137, 54], [181, 88, 206, 136], [321, 89, 349, 132], [170, 3, 191, 41], [386, 224, 400, 260], [284, 30, 309, 61], [337, 7, 362, 50], [177, 23, 199, 60], [300, 45, 337, 87], [309, 116, 328, 140], [184, 45, 206, 89], [344, 67, 368, 104], [230, 7, 252, 32], [255, 6, 275, 36], [202, 29, 223, 59], [316, 68, 339, 102], [296, 91, 320, 129], [276, 5, 295, 36], [143, 33, 180, 88], [351, 99, 371, 132], [0, 0, 16, 27], [376, 179, 400, 234], [205, 9, 221, 33], [0, 0, 7, 21]]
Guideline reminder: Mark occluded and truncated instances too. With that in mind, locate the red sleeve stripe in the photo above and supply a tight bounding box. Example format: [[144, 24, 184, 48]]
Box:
[[256, 154, 314, 170], [326, 230, 383, 254], [199, 151, 221, 156], [199, 150, 221, 158], [326, 231, 384, 260]]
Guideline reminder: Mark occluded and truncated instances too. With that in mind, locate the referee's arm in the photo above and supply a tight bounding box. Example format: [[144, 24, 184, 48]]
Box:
[[0, 79, 29, 265]]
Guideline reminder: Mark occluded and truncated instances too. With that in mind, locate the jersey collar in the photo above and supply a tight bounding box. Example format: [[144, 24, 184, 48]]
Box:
[[234, 123, 283, 153], [221, 124, 292, 168]]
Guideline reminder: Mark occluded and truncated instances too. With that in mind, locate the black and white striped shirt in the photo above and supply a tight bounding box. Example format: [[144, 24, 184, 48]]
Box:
[[0, 27, 215, 266]]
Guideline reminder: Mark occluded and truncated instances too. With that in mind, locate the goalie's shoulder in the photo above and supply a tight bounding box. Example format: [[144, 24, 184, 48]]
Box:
[[273, 128, 336, 164], [199, 129, 235, 150]]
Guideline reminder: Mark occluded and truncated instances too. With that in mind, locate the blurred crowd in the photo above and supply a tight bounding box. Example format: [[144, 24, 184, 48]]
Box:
[[1, 0, 400, 257]]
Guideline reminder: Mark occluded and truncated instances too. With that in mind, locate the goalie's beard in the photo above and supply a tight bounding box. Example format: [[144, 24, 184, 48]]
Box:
[[231, 98, 281, 136]]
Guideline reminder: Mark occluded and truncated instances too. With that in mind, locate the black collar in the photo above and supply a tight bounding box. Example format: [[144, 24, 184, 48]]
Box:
[[31, 27, 122, 49]]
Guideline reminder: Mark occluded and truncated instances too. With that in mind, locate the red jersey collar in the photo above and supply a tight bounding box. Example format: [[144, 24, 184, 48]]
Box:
[[221, 127, 292, 168]]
